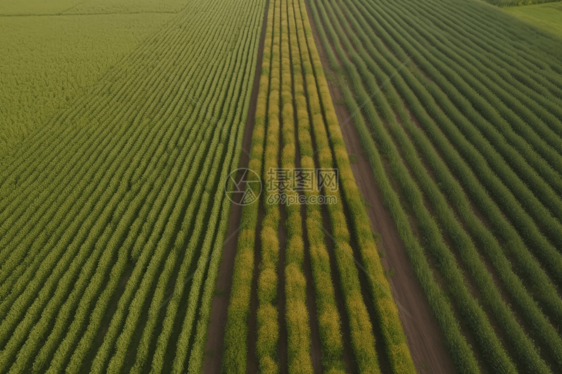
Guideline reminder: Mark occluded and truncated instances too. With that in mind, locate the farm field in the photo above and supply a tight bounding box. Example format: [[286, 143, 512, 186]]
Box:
[[0, 0, 185, 158], [503, 2, 562, 37], [307, 0, 562, 372], [0, 14, 173, 157], [219, 0, 414, 372], [0, 0, 186, 15], [0, 0, 266, 371], [2, 0, 562, 372]]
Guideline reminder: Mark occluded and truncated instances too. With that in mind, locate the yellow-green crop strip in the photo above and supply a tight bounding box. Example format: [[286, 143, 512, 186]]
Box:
[[224, 0, 415, 372]]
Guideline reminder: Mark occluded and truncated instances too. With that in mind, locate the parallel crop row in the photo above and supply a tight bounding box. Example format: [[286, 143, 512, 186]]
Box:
[[307, 0, 562, 371], [224, 0, 415, 372], [255, 0, 282, 369], [0, 0, 265, 373], [222, 0, 275, 371], [280, 0, 313, 371]]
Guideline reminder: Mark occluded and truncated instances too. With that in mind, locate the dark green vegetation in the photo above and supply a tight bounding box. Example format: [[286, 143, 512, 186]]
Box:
[[308, 0, 562, 372]]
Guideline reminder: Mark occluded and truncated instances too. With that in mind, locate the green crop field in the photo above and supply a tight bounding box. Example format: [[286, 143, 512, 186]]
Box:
[[223, 0, 414, 372], [308, 0, 562, 372], [2, 0, 562, 372], [503, 2, 562, 37], [0, 0, 266, 371], [0, 15, 172, 156]]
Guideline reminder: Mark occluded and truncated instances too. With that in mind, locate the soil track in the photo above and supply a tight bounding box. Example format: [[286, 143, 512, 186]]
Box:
[[304, 2, 456, 373], [202, 0, 270, 371]]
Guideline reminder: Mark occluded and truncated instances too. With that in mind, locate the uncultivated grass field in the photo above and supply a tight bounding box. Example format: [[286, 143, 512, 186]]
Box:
[[503, 2, 562, 37]]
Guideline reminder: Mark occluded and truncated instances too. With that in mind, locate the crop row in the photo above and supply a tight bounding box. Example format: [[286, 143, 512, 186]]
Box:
[[289, 0, 346, 371], [224, 0, 415, 371], [280, 0, 314, 371], [308, 0, 562, 371], [255, 0, 282, 370], [0, 0, 265, 372], [222, 0, 275, 371]]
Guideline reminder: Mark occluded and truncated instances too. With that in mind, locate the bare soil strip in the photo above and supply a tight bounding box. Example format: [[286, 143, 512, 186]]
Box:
[[202, 0, 270, 370], [340, 101, 455, 374], [277, 206, 289, 373], [246, 202, 264, 374]]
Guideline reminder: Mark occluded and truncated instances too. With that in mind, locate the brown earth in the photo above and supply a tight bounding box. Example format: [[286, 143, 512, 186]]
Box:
[[304, 2, 456, 373], [277, 204, 289, 374], [246, 201, 264, 374], [340, 92, 455, 374], [202, 0, 270, 371]]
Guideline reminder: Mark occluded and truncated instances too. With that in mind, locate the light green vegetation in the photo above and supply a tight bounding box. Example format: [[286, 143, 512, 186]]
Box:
[[0, 0, 265, 373], [0, 14, 172, 156], [0, 0, 78, 15], [503, 2, 562, 37], [481, 0, 562, 8], [0, 0, 185, 15], [65, 0, 186, 14]]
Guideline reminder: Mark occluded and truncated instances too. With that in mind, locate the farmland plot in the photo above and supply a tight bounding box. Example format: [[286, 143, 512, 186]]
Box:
[[4, 0, 561, 371], [0, 0, 266, 372], [503, 2, 562, 37], [0, 13, 173, 157], [306, 0, 562, 372], [222, 0, 414, 372]]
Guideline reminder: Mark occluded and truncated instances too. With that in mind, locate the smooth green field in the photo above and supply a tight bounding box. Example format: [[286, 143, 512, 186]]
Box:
[[0, 0, 186, 157], [0, 0, 186, 156], [0, 0, 185, 15], [503, 2, 562, 37], [483, 0, 562, 7], [0, 14, 172, 156]]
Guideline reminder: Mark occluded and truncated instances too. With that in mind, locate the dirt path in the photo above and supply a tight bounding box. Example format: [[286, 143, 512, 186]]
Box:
[[340, 93, 455, 374], [304, 2, 456, 373], [202, 0, 270, 371]]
